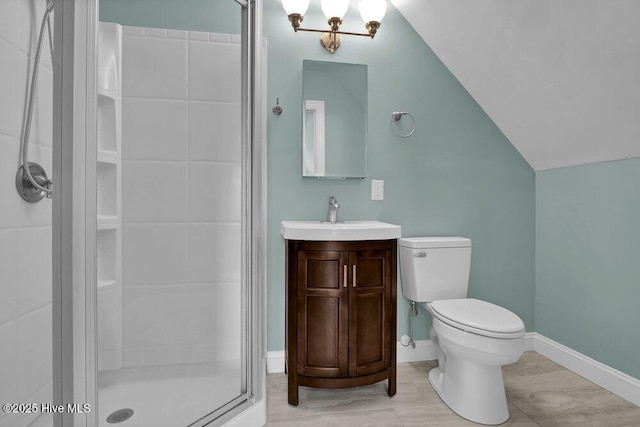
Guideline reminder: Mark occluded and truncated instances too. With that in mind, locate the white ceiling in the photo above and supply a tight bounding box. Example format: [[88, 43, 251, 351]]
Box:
[[391, 0, 640, 171]]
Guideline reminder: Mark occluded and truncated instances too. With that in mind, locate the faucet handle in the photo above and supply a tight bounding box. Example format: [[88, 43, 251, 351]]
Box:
[[329, 196, 338, 205]]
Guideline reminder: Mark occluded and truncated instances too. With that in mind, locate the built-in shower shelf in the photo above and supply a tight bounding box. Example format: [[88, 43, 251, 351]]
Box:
[[97, 155, 119, 164], [97, 160, 119, 219], [98, 279, 118, 289], [98, 88, 118, 100], [97, 93, 120, 154], [97, 21, 123, 373], [97, 219, 118, 229], [97, 228, 118, 284]]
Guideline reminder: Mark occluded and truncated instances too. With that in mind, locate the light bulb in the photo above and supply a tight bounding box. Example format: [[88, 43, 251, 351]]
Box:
[[321, 0, 349, 19], [282, 0, 310, 16], [359, 0, 387, 23]]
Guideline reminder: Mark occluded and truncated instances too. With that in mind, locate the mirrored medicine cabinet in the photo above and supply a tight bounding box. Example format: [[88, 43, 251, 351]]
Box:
[[302, 60, 367, 179]]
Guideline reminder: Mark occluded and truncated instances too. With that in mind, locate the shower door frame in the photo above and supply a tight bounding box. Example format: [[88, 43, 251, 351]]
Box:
[[52, 1, 266, 426]]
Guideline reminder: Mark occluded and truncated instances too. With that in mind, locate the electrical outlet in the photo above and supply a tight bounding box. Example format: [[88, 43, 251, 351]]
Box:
[[371, 180, 384, 201]]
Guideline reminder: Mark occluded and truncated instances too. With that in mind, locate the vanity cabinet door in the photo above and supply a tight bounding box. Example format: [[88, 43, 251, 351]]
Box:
[[297, 249, 350, 378], [349, 249, 393, 377]]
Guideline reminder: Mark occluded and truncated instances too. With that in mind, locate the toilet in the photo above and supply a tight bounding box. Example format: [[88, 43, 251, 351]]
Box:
[[399, 237, 525, 425]]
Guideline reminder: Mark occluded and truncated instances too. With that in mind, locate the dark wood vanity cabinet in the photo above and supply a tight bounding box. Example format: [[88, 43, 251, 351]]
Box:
[[285, 239, 397, 405]]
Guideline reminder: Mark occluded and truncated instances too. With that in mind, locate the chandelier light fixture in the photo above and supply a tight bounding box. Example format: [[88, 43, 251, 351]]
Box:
[[281, 0, 387, 53]]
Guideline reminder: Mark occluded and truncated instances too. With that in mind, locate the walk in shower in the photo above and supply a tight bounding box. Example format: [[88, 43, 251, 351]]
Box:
[[93, 0, 264, 425], [1, 0, 264, 426]]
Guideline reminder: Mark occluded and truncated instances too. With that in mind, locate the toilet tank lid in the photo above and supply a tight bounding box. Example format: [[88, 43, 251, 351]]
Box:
[[399, 237, 471, 249]]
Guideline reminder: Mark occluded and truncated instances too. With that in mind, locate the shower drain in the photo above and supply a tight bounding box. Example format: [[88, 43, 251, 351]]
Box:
[[106, 408, 134, 424]]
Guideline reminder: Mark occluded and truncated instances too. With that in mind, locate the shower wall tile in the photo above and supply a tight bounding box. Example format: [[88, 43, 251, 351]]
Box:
[[123, 285, 216, 347], [0, 40, 28, 138], [122, 283, 241, 366], [188, 41, 241, 102], [122, 26, 145, 37], [209, 33, 231, 43], [123, 341, 241, 367], [167, 29, 188, 40], [0, 135, 19, 229], [188, 101, 241, 162], [188, 224, 241, 283], [0, 230, 18, 325], [144, 27, 167, 38], [122, 224, 188, 285], [0, 320, 18, 425], [30, 65, 53, 147], [188, 31, 209, 41], [0, 0, 50, 60], [122, 161, 188, 222], [1, 0, 54, 68], [16, 0, 52, 65], [188, 162, 241, 222], [16, 305, 52, 403], [16, 227, 52, 317], [123, 35, 187, 99], [0, 0, 18, 49], [122, 98, 188, 160]]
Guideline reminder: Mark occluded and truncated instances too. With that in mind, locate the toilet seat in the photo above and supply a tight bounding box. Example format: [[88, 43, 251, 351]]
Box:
[[429, 298, 525, 339]]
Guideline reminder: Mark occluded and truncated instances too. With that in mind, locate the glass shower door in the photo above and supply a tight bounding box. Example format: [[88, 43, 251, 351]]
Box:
[[95, 1, 248, 425]]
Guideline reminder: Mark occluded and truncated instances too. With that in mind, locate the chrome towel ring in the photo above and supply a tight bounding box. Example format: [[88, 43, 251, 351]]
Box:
[[390, 111, 415, 138]]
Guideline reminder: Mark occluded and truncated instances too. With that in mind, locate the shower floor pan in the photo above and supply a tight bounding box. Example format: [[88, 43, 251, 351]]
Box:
[[98, 360, 241, 426]]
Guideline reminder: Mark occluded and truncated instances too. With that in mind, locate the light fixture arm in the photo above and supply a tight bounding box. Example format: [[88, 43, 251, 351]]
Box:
[[283, 0, 387, 53], [287, 14, 381, 39]]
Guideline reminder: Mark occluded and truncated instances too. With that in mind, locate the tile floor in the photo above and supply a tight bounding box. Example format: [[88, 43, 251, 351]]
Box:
[[266, 352, 640, 426]]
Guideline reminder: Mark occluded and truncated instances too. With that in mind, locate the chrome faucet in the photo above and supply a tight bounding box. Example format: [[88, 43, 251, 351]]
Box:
[[327, 196, 340, 224]]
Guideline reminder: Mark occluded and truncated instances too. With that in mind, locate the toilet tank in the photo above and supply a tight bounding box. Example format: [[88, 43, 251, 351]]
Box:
[[399, 237, 472, 303]]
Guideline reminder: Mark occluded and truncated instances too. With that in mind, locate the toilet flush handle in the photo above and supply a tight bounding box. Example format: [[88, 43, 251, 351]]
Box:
[[413, 252, 427, 258]]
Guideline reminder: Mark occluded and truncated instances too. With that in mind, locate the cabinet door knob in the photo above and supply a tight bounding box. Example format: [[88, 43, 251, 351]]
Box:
[[353, 265, 357, 288], [343, 264, 347, 288]]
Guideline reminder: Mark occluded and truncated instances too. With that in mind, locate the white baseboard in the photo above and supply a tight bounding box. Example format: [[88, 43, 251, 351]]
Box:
[[266, 333, 640, 407], [531, 333, 640, 407], [397, 339, 437, 362], [267, 350, 285, 374], [523, 332, 536, 352]]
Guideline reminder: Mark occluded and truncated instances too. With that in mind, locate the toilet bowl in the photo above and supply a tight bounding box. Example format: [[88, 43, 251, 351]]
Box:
[[426, 299, 524, 425], [398, 237, 525, 425]]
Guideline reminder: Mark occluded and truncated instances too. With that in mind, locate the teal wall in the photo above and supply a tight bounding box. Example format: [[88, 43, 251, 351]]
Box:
[[265, 2, 535, 351], [536, 158, 640, 379], [99, 0, 241, 34]]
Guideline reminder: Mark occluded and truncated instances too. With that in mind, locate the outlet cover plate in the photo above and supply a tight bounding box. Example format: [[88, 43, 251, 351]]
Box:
[[371, 179, 384, 200]]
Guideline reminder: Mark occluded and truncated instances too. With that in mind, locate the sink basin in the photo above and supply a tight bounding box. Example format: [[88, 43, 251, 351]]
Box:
[[281, 220, 401, 241]]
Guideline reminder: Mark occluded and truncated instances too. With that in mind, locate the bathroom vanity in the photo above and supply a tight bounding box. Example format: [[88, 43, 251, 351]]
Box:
[[281, 221, 401, 405]]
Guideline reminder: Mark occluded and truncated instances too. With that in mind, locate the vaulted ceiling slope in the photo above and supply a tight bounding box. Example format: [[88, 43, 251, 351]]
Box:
[[391, 0, 640, 171]]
